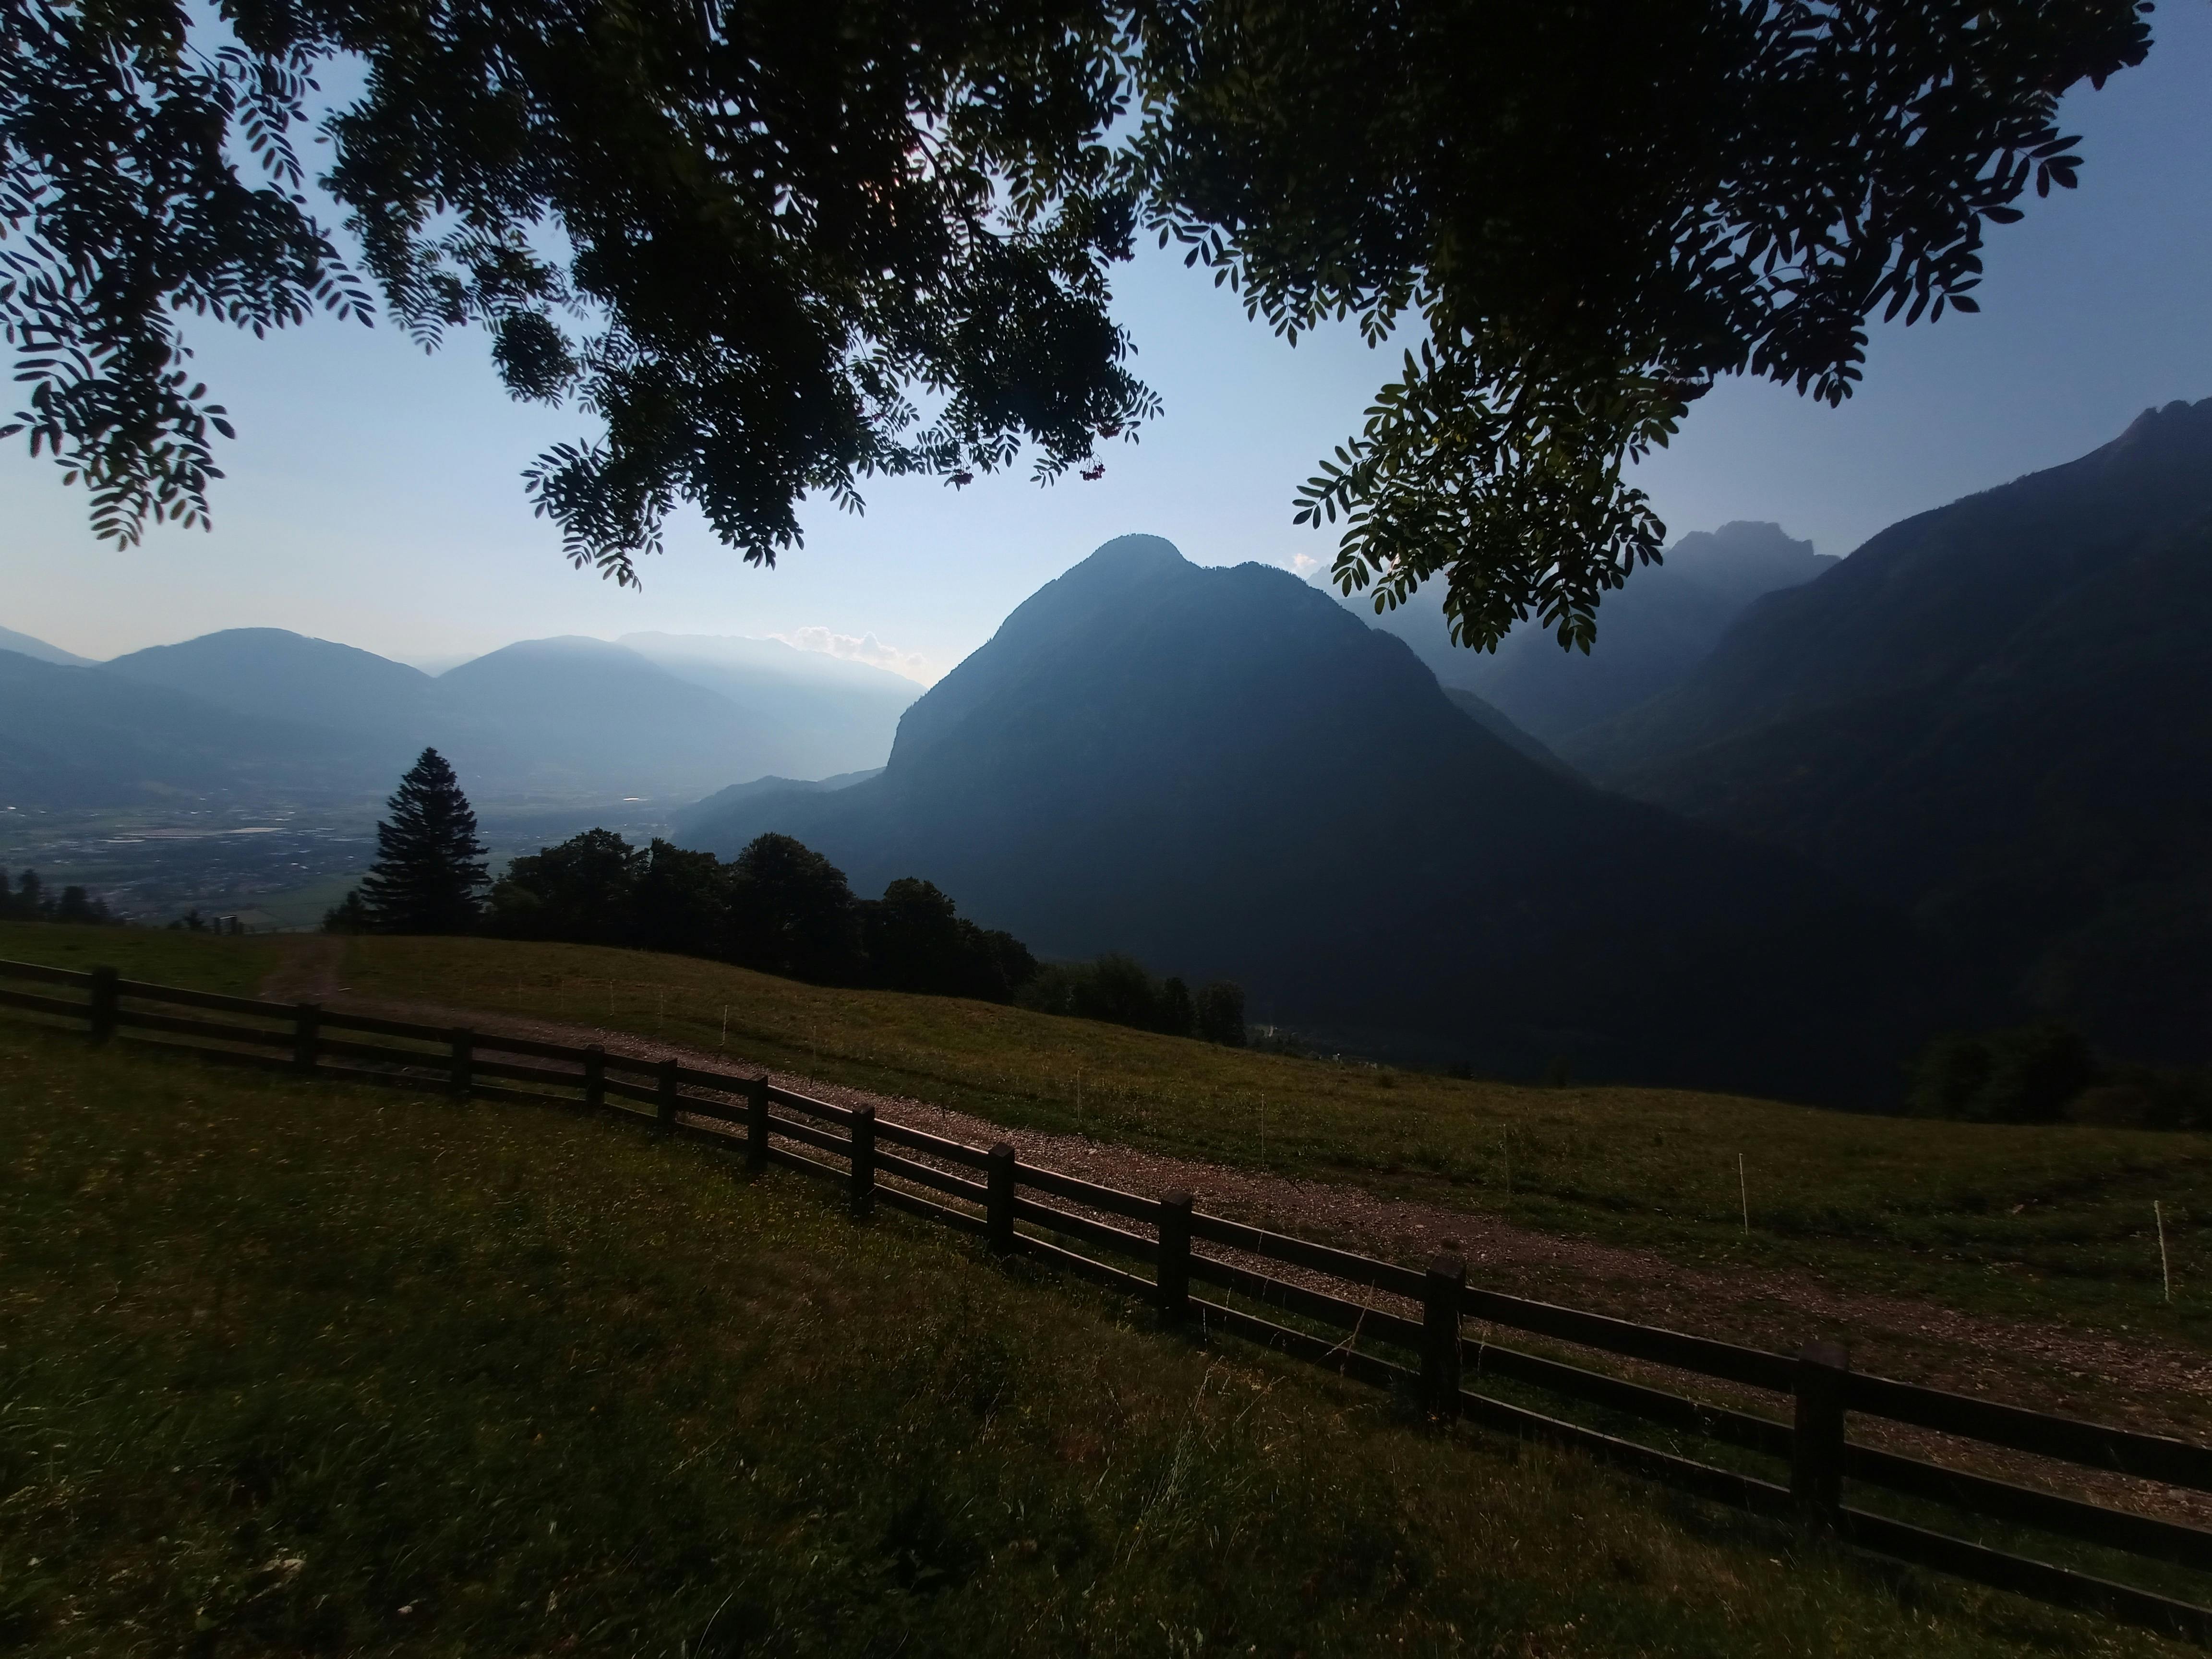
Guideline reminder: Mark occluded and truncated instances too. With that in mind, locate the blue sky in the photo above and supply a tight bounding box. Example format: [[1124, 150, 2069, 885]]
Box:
[[4, 7, 2209, 682]]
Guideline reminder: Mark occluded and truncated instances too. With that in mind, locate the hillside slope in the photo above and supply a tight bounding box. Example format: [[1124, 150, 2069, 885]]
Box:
[[1569, 398, 2212, 1059], [677, 535, 1952, 1102], [13, 1020, 2142, 1658], [0, 624, 95, 666], [0, 649, 389, 804]]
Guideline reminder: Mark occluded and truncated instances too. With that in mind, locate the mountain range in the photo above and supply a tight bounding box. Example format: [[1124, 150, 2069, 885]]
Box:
[[1342, 521, 1838, 746], [676, 534, 1951, 1103], [0, 629, 919, 805], [14, 397, 2208, 1093], [1564, 396, 2212, 1063]]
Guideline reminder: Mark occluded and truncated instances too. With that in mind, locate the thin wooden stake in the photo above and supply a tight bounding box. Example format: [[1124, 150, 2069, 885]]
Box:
[[1739, 1154, 1750, 1235], [2157, 1201, 2173, 1304], [720, 1005, 728, 1048]]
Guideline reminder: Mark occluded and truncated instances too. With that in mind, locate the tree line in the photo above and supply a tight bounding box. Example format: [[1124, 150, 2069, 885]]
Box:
[[1910, 1021, 2211, 1132], [0, 869, 113, 926], [327, 749, 1244, 1044]]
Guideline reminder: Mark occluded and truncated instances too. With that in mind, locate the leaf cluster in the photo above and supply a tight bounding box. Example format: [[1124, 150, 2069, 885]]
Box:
[[4, 0, 1159, 572], [1, 1, 370, 544], [3, 0, 2154, 631], [1125, 0, 2152, 651]]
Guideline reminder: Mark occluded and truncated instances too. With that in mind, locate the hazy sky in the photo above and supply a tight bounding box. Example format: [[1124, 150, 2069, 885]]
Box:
[[4, 8, 2209, 683]]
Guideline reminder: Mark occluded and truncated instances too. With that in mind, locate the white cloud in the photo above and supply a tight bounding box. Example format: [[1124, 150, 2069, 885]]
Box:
[[1289, 552, 1323, 577], [774, 626, 936, 685]]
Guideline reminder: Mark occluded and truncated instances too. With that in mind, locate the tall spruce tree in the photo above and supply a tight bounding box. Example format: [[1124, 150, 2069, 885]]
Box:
[[359, 749, 488, 935]]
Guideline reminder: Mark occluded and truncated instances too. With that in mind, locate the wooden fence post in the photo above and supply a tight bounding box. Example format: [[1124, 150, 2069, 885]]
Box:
[[986, 1143, 1016, 1253], [1422, 1252, 1467, 1416], [292, 1002, 320, 1074], [656, 1058, 680, 1130], [746, 1075, 769, 1172], [448, 1028, 473, 1096], [88, 965, 118, 1045], [583, 1045, 606, 1111], [1791, 1340, 1851, 1520], [849, 1106, 876, 1219], [1156, 1190, 1193, 1324]]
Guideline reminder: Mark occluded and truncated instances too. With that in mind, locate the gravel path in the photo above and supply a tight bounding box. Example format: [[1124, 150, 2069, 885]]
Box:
[[258, 939, 2212, 1522]]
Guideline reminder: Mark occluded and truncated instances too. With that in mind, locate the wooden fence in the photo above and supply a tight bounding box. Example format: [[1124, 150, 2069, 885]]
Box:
[[5, 956, 2210, 1644]]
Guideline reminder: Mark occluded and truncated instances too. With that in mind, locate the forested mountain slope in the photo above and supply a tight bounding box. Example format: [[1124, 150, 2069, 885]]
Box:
[[679, 535, 1955, 1102], [1569, 398, 2212, 1060]]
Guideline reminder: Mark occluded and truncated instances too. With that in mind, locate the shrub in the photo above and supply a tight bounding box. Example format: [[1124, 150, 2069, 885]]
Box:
[[1907, 1022, 2097, 1123]]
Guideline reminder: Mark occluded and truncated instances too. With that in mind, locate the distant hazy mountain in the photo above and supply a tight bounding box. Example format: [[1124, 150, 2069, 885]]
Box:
[[105, 628, 435, 747], [0, 626, 95, 668], [16, 626, 919, 806], [1570, 397, 2212, 1062], [0, 650, 385, 805], [670, 768, 882, 840], [679, 534, 1952, 1102], [620, 633, 917, 778], [1340, 522, 1836, 743]]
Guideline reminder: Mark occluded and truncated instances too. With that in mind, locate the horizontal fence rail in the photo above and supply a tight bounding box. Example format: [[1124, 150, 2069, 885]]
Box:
[[5, 956, 2208, 1645]]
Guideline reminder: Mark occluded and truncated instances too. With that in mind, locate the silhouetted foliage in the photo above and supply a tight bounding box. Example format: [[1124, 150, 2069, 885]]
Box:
[[1160, 976, 1195, 1039], [5, 0, 2148, 622], [488, 830, 1039, 1003], [727, 834, 864, 985], [858, 878, 1037, 1002], [1018, 955, 1238, 1043], [489, 828, 641, 947], [1908, 1022, 2098, 1124], [359, 749, 488, 935], [1194, 979, 1245, 1047], [633, 841, 730, 960], [2069, 1064, 2212, 1132], [1910, 1021, 2212, 1131], [322, 890, 371, 935], [0, 869, 111, 924]]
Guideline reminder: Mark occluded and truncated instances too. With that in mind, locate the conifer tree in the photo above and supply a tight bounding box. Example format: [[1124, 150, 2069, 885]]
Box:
[[359, 749, 488, 935]]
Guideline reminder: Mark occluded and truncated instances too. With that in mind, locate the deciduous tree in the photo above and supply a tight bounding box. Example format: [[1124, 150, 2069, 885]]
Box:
[[3, 0, 2151, 647]]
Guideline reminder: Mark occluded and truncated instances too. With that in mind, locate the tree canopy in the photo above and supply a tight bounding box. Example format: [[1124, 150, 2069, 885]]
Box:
[[2, 0, 2151, 646]]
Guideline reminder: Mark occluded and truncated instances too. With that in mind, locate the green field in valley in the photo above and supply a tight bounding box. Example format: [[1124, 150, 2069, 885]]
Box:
[[3, 1026, 2193, 1658]]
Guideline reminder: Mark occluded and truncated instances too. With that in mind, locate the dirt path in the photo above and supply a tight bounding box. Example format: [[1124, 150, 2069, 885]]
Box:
[[256, 940, 2212, 1513]]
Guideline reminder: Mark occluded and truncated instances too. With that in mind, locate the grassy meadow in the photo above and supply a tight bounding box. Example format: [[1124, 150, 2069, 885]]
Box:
[[0, 920, 2203, 1356], [2, 1027, 2194, 1658], [328, 933, 2211, 1347]]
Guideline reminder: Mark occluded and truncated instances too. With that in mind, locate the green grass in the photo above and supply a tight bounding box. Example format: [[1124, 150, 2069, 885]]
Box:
[[313, 935, 2212, 1352], [2, 1030, 2190, 1658], [0, 919, 283, 997], [5, 919, 2205, 1357]]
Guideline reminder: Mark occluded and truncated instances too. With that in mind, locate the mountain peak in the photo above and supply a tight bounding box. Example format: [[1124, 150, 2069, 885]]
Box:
[[2107, 395, 2212, 460], [1078, 533, 1188, 574]]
